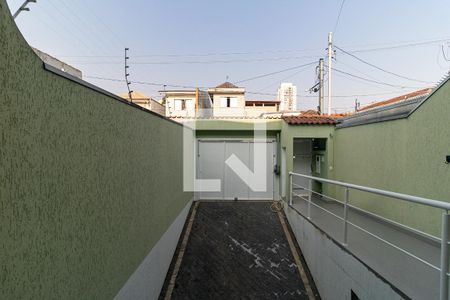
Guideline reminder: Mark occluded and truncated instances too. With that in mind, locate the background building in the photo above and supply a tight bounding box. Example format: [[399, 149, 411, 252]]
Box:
[[119, 91, 166, 116], [162, 89, 212, 118], [277, 82, 297, 111], [207, 82, 246, 117]]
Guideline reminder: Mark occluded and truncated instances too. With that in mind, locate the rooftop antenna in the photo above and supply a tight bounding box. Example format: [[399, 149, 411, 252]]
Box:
[[354, 99, 360, 112], [13, 0, 37, 19], [125, 47, 133, 102]]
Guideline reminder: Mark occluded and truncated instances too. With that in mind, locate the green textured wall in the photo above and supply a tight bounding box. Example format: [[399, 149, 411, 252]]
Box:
[[333, 82, 450, 237], [280, 122, 335, 198], [0, 2, 192, 299], [196, 130, 279, 138], [193, 118, 282, 131]]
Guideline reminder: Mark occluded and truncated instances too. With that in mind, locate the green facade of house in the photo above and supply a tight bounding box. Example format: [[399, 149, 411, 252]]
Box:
[[1, 2, 192, 298], [333, 80, 450, 237], [280, 121, 336, 196], [2, 0, 450, 297]]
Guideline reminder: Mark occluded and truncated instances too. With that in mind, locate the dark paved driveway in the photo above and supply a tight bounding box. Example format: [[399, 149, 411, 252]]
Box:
[[161, 201, 315, 300]]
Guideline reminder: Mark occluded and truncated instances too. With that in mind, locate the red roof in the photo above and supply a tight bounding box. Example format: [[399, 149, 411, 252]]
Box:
[[283, 115, 337, 125], [359, 88, 432, 111], [215, 82, 239, 88]]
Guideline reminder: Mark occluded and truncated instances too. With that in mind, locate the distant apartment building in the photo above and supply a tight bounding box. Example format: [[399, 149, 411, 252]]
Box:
[[208, 82, 280, 117], [32, 48, 82, 79], [277, 82, 297, 111], [162, 89, 212, 118], [119, 91, 165, 116], [208, 82, 246, 117], [162, 82, 281, 120]]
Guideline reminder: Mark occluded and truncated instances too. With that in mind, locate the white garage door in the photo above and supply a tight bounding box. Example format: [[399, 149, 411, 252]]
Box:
[[197, 139, 276, 200]]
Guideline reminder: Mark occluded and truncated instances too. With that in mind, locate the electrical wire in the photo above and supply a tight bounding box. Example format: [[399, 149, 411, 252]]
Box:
[[334, 45, 435, 84], [77, 0, 125, 48], [61, 0, 123, 51], [84, 75, 205, 89], [442, 43, 450, 62], [65, 55, 321, 65], [348, 38, 450, 53], [331, 67, 423, 89], [42, 0, 122, 79], [85, 75, 421, 102], [52, 37, 450, 59], [55, 48, 324, 58], [257, 66, 315, 93], [234, 61, 317, 84], [333, 0, 347, 35]]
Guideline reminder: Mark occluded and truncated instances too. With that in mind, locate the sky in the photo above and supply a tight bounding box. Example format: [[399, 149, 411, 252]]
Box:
[[6, 0, 450, 112]]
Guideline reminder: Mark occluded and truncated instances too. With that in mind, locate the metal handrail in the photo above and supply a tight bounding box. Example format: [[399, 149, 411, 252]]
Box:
[[291, 181, 441, 243], [288, 172, 450, 300], [289, 172, 450, 211]]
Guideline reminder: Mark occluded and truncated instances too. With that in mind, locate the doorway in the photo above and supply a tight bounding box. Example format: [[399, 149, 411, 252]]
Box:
[[293, 139, 312, 197]]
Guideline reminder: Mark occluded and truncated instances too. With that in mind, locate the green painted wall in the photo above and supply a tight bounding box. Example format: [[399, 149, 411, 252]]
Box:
[[333, 82, 450, 237], [193, 119, 282, 131], [196, 130, 279, 138], [280, 122, 335, 198], [0, 2, 192, 299]]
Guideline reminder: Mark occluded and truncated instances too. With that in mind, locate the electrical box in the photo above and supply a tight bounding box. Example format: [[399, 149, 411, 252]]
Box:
[[315, 155, 322, 174]]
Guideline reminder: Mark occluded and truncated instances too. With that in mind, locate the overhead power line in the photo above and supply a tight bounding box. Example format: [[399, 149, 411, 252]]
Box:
[[334, 45, 435, 84], [84, 75, 205, 90], [85, 75, 419, 100], [234, 61, 317, 84], [331, 67, 423, 89], [67, 55, 320, 65], [348, 38, 450, 53], [56, 48, 323, 58], [257, 66, 314, 93], [442, 43, 450, 62], [53, 37, 450, 60], [333, 0, 347, 34]]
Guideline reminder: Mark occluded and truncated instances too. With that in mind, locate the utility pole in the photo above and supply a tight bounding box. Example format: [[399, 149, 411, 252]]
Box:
[[195, 87, 199, 117], [125, 48, 133, 102], [13, 0, 36, 19], [318, 58, 324, 115], [327, 32, 333, 115]]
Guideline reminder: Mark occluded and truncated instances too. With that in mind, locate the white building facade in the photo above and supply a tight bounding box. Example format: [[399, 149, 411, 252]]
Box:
[[277, 82, 297, 111]]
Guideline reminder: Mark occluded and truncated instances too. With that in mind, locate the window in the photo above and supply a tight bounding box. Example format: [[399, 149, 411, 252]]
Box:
[[220, 97, 238, 108], [229, 97, 238, 107], [173, 99, 195, 111], [220, 97, 228, 107], [174, 99, 184, 111], [185, 99, 194, 110]]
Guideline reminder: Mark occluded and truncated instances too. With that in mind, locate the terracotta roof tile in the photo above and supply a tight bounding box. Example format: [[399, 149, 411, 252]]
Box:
[[359, 88, 432, 111], [215, 82, 239, 88], [282, 115, 337, 125]]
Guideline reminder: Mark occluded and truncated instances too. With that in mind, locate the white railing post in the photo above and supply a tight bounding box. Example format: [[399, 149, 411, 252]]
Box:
[[307, 179, 312, 219], [343, 187, 349, 246], [440, 211, 449, 300], [308, 179, 312, 202], [289, 173, 293, 206]]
